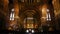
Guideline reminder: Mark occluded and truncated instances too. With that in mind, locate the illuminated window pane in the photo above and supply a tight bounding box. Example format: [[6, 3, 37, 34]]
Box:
[[10, 12, 14, 20], [11, 8, 14, 12], [46, 13, 51, 21], [49, 13, 51, 19], [47, 9, 49, 12]]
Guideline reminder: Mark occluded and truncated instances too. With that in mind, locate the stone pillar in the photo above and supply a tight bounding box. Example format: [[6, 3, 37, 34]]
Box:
[[52, 0, 60, 30], [14, 0, 19, 17], [37, 5, 42, 32], [13, 0, 19, 30], [49, 4, 56, 31], [3, 0, 9, 12], [3, 0, 9, 30]]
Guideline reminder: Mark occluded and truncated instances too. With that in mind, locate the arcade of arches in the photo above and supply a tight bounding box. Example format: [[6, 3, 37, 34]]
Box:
[[0, 0, 60, 31]]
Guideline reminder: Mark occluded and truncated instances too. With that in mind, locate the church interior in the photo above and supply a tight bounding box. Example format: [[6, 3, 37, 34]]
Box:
[[0, 0, 60, 34]]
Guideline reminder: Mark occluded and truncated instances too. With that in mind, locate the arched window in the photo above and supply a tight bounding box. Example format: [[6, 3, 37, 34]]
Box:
[[42, 7, 51, 21], [46, 9, 51, 21], [46, 13, 51, 21], [10, 8, 14, 21]]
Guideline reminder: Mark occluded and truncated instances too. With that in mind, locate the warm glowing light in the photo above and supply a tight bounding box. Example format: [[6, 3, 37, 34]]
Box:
[[27, 17, 33, 19], [24, 17, 34, 28], [26, 24, 34, 28], [8, 27, 12, 30], [42, 5, 51, 21], [42, 8, 47, 17], [26, 30, 29, 33], [41, 17, 46, 19], [42, 8, 46, 12], [32, 30, 34, 33], [14, 16, 19, 18]]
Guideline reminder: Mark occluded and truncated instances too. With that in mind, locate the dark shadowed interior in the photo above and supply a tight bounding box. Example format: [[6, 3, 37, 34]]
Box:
[[0, 0, 60, 34]]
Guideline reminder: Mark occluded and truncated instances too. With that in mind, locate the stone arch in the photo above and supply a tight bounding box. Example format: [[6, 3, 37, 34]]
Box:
[[19, 7, 42, 29]]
